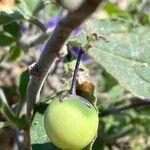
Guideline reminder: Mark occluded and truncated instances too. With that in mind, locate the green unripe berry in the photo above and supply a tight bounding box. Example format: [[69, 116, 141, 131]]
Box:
[[44, 95, 99, 150]]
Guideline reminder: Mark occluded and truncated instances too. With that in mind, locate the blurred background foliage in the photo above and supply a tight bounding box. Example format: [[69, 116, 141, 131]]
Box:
[[0, 0, 150, 150]]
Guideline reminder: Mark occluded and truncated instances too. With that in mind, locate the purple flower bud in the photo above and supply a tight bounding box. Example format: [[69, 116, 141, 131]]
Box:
[[21, 23, 28, 33], [71, 46, 91, 62], [45, 15, 81, 35], [38, 16, 81, 53], [71, 28, 81, 35], [45, 15, 59, 28]]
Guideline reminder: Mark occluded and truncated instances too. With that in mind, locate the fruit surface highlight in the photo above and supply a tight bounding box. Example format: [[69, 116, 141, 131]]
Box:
[[44, 95, 99, 150]]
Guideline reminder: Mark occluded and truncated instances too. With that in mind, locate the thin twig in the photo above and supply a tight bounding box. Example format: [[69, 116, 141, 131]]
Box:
[[102, 127, 134, 144], [29, 17, 47, 33], [100, 99, 150, 117], [25, 1, 104, 149]]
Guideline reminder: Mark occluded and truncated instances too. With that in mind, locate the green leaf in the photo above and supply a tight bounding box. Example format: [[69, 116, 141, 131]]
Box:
[[103, 2, 125, 16], [142, 13, 150, 25], [88, 26, 150, 98], [0, 99, 27, 129], [102, 70, 118, 91], [92, 121, 105, 150], [15, 69, 30, 115], [31, 112, 59, 150], [7, 45, 24, 61], [102, 2, 131, 20], [70, 19, 129, 47], [31, 112, 49, 144], [47, 3, 59, 17], [71, 19, 150, 98], [17, 0, 43, 19], [23, 0, 43, 14], [0, 11, 22, 25], [18, 70, 30, 102], [0, 31, 14, 47], [107, 85, 125, 104], [3, 22, 21, 38], [32, 143, 59, 150]]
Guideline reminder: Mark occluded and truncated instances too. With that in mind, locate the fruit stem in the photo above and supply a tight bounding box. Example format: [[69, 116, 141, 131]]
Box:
[[70, 48, 84, 95]]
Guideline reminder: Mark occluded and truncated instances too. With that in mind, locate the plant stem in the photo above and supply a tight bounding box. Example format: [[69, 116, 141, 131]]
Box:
[[25, 0, 104, 149], [100, 99, 150, 117], [70, 48, 84, 95], [30, 17, 47, 33], [0, 100, 28, 129], [101, 126, 134, 144]]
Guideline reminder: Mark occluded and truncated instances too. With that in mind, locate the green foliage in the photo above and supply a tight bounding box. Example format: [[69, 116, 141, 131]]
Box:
[[22, 0, 43, 14], [0, 0, 44, 25], [103, 2, 130, 19], [17, 0, 44, 19], [101, 70, 118, 91], [0, 23, 20, 48], [7, 45, 24, 61], [88, 26, 150, 98], [70, 19, 150, 98], [0, 31, 14, 46], [107, 85, 125, 105], [0, 11, 22, 25], [31, 112, 59, 150], [18, 70, 30, 102], [3, 22, 21, 38], [0, 99, 28, 129], [0, 0, 150, 150]]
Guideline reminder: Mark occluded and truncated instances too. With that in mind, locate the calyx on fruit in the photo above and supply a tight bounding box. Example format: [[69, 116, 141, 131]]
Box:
[[44, 94, 99, 150]]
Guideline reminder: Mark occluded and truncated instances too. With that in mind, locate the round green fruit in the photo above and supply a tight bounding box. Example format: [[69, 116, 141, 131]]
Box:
[[44, 95, 99, 150]]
